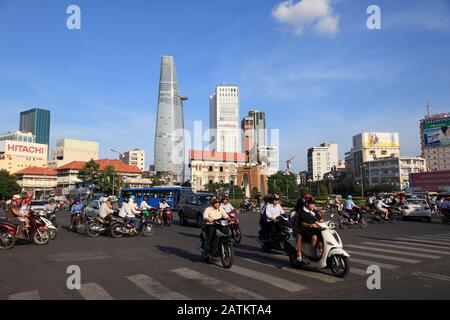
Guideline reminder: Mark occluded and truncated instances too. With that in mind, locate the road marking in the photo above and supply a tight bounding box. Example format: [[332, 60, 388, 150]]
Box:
[[47, 251, 111, 262], [410, 236, 450, 243], [346, 250, 421, 264], [79, 282, 114, 300], [242, 258, 342, 284], [379, 240, 450, 250], [127, 274, 191, 300], [226, 265, 307, 293], [395, 237, 450, 247], [9, 290, 40, 300], [413, 272, 450, 282], [349, 267, 368, 276], [362, 242, 450, 256], [422, 234, 450, 240], [171, 268, 265, 300], [346, 245, 441, 259], [349, 257, 399, 270]]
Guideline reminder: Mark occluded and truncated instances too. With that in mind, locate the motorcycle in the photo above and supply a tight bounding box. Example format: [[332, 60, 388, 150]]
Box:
[[370, 207, 396, 224], [85, 211, 123, 237], [0, 211, 50, 249], [240, 201, 256, 213], [110, 214, 154, 238], [36, 210, 58, 240], [162, 207, 174, 226], [197, 218, 234, 269], [70, 209, 84, 232], [226, 209, 242, 243], [289, 221, 351, 278], [257, 213, 298, 256], [338, 207, 368, 229], [441, 209, 450, 225]]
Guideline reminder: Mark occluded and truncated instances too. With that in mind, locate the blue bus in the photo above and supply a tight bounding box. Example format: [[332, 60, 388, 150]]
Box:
[[119, 186, 192, 210]]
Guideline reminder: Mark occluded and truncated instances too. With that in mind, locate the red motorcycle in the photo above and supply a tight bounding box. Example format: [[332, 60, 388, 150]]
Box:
[[0, 211, 50, 250], [227, 209, 242, 243], [162, 207, 174, 226]]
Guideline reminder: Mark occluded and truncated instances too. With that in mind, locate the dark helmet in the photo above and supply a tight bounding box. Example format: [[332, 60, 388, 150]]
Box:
[[305, 197, 316, 205], [271, 194, 280, 202], [263, 195, 271, 203]]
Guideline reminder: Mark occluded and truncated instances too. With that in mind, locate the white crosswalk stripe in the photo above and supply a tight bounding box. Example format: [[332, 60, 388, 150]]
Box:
[[8, 290, 41, 300], [362, 242, 450, 256], [379, 239, 450, 250], [127, 274, 191, 300], [79, 282, 114, 300], [346, 245, 442, 259], [349, 267, 368, 276], [413, 272, 450, 282], [242, 258, 343, 284], [395, 237, 450, 246], [171, 268, 265, 300], [346, 250, 421, 263], [226, 265, 307, 293], [349, 257, 399, 270], [422, 234, 450, 240], [410, 236, 450, 243]]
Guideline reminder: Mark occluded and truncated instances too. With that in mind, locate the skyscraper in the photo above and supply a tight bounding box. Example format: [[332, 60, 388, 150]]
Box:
[[420, 111, 450, 172], [154, 56, 186, 182], [19, 108, 50, 146], [210, 85, 240, 153], [242, 110, 266, 163]]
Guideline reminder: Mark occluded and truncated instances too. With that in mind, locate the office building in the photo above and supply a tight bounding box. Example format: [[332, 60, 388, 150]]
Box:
[[420, 112, 450, 172], [258, 145, 279, 176], [49, 138, 99, 168], [19, 108, 51, 146], [210, 85, 240, 153], [13, 167, 58, 198], [120, 149, 145, 172], [307, 142, 339, 181], [154, 56, 186, 182], [242, 110, 267, 163]]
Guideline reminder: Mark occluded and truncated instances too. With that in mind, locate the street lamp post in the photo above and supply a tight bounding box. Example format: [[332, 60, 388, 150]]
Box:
[[307, 179, 312, 194], [360, 164, 367, 198], [316, 174, 321, 196], [111, 149, 123, 197]]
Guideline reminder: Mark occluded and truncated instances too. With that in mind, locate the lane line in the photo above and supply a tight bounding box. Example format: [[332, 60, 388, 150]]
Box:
[[413, 272, 450, 282], [346, 250, 421, 264], [421, 235, 450, 240], [171, 268, 265, 300], [410, 236, 450, 243], [349, 267, 367, 276], [8, 290, 41, 300], [379, 240, 450, 250], [395, 237, 450, 247], [349, 257, 399, 270], [79, 282, 114, 300], [362, 242, 450, 256], [127, 274, 191, 300], [346, 245, 441, 259]]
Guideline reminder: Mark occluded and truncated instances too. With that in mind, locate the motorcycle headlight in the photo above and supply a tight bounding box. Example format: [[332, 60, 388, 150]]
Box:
[[220, 220, 229, 226]]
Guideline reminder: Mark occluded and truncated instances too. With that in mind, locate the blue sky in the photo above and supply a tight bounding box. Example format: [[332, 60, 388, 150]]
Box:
[[0, 0, 449, 172]]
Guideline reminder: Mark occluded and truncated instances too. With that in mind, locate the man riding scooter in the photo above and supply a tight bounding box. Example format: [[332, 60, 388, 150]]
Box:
[[343, 195, 361, 222], [297, 198, 325, 260], [203, 197, 231, 260], [4, 195, 27, 238], [265, 194, 285, 239]]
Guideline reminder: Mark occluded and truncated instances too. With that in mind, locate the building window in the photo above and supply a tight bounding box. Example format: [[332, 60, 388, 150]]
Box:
[[208, 166, 213, 172], [220, 167, 224, 172]]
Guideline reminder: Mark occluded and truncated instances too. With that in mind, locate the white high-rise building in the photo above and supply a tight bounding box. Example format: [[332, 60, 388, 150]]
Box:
[[307, 142, 339, 181], [210, 85, 240, 153], [120, 149, 145, 172]]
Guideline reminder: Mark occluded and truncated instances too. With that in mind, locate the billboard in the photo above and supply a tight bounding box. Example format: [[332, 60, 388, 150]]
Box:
[[362, 132, 400, 148], [423, 118, 450, 146], [0, 141, 48, 158]]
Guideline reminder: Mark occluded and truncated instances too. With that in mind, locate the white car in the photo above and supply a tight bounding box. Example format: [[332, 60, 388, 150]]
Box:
[[402, 199, 432, 222], [84, 200, 101, 217]]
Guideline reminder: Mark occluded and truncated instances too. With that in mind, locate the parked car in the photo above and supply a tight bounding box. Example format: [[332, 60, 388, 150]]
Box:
[[402, 199, 432, 222], [30, 200, 49, 212], [178, 192, 215, 227], [84, 200, 101, 217]]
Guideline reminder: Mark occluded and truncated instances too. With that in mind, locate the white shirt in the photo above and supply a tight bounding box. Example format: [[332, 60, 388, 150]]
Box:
[[99, 203, 114, 219], [119, 202, 130, 218], [376, 200, 389, 209], [220, 203, 234, 214], [159, 202, 170, 210], [265, 203, 284, 221], [128, 200, 140, 217], [140, 200, 153, 210]]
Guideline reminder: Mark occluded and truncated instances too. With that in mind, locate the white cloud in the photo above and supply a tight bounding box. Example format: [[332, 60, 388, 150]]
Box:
[[272, 0, 339, 36]]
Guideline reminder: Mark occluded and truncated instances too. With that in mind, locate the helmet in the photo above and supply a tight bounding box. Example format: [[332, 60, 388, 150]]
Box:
[[129, 195, 136, 200], [347, 195, 353, 200], [305, 198, 316, 205], [304, 194, 312, 199], [49, 198, 55, 203], [271, 194, 280, 202], [211, 197, 220, 205], [12, 195, 21, 200], [263, 195, 271, 203]]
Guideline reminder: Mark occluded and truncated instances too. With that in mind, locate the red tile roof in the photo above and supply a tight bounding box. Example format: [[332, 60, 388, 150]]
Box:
[[13, 167, 58, 176], [190, 150, 248, 162], [56, 160, 142, 174]]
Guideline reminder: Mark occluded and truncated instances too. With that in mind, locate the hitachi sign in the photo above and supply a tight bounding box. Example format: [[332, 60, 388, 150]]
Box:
[[0, 141, 47, 157]]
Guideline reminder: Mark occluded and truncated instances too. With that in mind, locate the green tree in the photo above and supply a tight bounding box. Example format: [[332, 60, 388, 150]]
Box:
[[0, 170, 21, 200], [77, 159, 100, 194], [268, 171, 297, 199], [98, 166, 120, 196]]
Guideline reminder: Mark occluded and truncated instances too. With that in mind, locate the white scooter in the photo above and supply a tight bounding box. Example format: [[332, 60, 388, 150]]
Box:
[[288, 220, 350, 278], [37, 211, 58, 240]]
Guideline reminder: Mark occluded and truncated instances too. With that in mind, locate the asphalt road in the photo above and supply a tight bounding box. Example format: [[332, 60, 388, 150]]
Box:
[[1, 209, 450, 300]]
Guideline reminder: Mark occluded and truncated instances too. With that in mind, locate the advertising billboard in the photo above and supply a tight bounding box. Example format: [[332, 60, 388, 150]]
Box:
[[423, 118, 450, 146], [362, 132, 400, 148], [0, 141, 48, 158]]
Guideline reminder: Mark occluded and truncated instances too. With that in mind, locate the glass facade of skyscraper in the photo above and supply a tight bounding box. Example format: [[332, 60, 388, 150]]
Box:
[[154, 56, 185, 182], [19, 108, 50, 146]]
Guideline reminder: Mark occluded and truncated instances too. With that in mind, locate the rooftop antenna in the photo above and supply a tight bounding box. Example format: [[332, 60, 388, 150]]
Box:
[[427, 102, 431, 117]]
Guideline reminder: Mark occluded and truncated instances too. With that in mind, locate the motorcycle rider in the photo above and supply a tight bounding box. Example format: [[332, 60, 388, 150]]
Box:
[[298, 198, 325, 258], [45, 198, 58, 214], [70, 199, 84, 231], [140, 196, 154, 218], [265, 194, 285, 238], [220, 197, 234, 214], [125, 195, 141, 230], [158, 198, 171, 222], [203, 197, 230, 258], [344, 195, 361, 222], [99, 197, 115, 221], [376, 197, 390, 220], [259, 195, 271, 239], [5, 195, 27, 237]]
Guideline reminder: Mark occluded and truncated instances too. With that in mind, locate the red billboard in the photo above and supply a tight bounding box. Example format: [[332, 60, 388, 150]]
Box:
[[409, 171, 450, 192]]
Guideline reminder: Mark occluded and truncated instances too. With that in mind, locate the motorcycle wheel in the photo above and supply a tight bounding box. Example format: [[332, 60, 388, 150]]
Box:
[[49, 228, 58, 240], [338, 217, 348, 229], [86, 221, 102, 238], [220, 244, 234, 269], [110, 223, 124, 238], [142, 223, 154, 237], [232, 226, 242, 243], [359, 219, 368, 229], [32, 229, 50, 245], [329, 255, 350, 278], [0, 230, 15, 250]]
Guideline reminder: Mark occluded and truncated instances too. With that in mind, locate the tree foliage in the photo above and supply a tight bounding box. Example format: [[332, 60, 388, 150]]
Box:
[[0, 170, 21, 200]]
